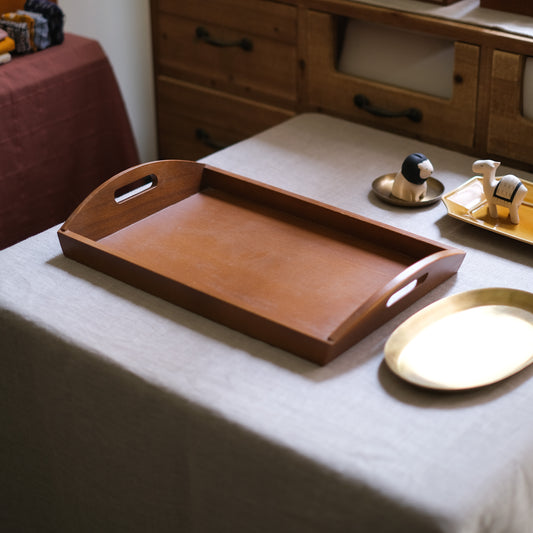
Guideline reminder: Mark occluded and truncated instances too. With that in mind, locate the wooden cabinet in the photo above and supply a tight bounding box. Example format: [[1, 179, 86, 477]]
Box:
[[151, 0, 299, 160], [486, 50, 533, 166], [156, 77, 294, 160], [151, 0, 533, 170], [305, 11, 479, 151]]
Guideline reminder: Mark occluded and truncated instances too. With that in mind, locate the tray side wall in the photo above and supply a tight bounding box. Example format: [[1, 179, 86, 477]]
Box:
[[58, 230, 335, 365], [61, 160, 206, 241], [58, 231, 464, 366], [327, 249, 466, 359], [202, 166, 451, 260]]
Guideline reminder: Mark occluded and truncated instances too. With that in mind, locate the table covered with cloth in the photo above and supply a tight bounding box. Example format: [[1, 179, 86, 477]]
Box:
[[1, 113, 533, 533], [0, 32, 139, 250]]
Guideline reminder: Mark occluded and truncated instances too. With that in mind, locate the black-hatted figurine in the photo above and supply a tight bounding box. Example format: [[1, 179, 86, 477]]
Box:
[[392, 153, 433, 202]]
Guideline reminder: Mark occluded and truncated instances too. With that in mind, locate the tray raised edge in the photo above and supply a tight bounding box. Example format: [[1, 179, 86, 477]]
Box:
[[58, 160, 465, 365]]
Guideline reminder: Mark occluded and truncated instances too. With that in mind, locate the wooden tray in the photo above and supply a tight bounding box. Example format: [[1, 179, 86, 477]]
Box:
[[58, 160, 465, 365]]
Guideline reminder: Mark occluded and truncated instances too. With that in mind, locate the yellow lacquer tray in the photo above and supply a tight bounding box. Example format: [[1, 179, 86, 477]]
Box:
[[442, 177, 533, 244]]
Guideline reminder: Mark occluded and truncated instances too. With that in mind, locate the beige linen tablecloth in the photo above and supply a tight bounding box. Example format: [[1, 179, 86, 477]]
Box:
[[1, 114, 532, 532]]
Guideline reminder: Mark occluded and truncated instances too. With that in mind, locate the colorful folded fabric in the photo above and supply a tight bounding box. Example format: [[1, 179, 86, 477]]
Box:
[[17, 9, 50, 49], [0, 51, 12, 64], [0, 19, 31, 54], [2, 12, 36, 51], [24, 0, 64, 45], [0, 34, 15, 54], [0, 28, 8, 40]]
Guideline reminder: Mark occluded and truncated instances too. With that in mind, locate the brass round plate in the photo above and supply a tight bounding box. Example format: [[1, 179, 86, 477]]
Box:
[[384, 288, 533, 390], [372, 173, 444, 207]]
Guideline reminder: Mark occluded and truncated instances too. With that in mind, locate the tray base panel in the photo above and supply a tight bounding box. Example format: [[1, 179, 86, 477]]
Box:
[[100, 188, 413, 339]]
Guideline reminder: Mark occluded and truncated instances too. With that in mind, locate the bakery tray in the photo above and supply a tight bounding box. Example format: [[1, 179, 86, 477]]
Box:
[[58, 160, 465, 365]]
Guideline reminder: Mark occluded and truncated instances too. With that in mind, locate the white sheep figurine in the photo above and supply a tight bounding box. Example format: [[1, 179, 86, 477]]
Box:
[[472, 159, 527, 224], [391, 153, 434, 202]]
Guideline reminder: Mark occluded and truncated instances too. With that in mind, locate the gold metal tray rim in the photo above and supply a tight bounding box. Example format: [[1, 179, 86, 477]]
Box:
[[442, 177, 533, 245], [384, 288, 533, 390], [372, 173, 445, 207]]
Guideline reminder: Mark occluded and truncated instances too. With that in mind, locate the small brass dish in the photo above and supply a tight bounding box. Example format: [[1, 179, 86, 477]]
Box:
[[442, 176, 533, 245], [385, 288, 533, 390], [372, 173, 444, 207]]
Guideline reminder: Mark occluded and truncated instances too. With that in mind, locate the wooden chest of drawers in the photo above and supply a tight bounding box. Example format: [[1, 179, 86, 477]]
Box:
[[156, 76, 294, 160], [150, 0, 299, 160], [151, 0, 533, 170]]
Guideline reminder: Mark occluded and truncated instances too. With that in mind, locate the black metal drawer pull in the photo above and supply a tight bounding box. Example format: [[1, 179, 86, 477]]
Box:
[[354, 94, 422, 123], [195, 27, 253, 51], [196, 128, 228, 150]]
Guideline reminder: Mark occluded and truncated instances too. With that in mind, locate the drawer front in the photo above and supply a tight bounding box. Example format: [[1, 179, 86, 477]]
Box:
[[487, 50, 533, 167], [156, 77, 294, 160], [305, 12, 479, 150], [157, 0, 297, 43], [154, 1, 298, 106]]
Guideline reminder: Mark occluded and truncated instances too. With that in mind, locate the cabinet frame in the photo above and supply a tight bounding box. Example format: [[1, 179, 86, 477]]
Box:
[[305, 11, 480, 151], [151, 0, 533, 170]]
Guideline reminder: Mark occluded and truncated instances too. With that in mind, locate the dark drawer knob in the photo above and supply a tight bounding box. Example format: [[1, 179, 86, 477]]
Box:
[[196, 128, 228, 150], [195, 26, 253, 52], [354, 94, 422, 123]]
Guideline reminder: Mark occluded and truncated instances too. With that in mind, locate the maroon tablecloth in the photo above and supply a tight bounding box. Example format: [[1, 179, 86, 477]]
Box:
[[0, 33, 139, 250]]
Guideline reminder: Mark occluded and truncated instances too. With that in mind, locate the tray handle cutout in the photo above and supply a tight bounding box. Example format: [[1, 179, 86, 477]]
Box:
[[328, 249, 465, 349], [386, 273, 428, 308], [114, 174, 158, 203], [60, 160, 206, 241]]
